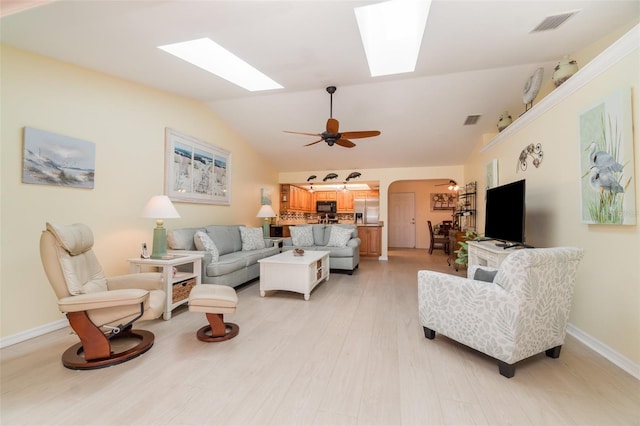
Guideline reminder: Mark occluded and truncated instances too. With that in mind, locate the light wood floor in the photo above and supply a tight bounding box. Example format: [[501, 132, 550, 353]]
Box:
[[2, 249, 639, 425]]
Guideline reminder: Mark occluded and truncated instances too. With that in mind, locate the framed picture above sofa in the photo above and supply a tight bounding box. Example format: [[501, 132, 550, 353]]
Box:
[[165, 128, 231, 205]]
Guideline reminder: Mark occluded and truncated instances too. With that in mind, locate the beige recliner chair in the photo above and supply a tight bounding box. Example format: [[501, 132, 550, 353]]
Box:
[[418, 247, 584, 378], [40, 222, 165, 370]]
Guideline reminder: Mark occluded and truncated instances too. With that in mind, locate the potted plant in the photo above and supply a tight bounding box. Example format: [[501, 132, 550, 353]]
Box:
[[454, 229, 482, 267]]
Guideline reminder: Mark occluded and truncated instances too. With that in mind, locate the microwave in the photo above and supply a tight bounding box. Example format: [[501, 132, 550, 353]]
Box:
[[316, 201, 337, 213]]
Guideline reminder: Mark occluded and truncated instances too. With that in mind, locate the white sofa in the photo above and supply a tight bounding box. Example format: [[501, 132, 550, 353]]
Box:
[[281, 224, 360, 274], [418, 247, 584, 378]]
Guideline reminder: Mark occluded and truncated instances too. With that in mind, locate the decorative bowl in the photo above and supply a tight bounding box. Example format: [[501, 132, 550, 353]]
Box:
[[293, 248, 305, 256]]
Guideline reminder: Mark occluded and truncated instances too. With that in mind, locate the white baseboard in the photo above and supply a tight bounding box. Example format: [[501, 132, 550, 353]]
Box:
[[0, 319, 68, 349], [567, 322, 640, 380]]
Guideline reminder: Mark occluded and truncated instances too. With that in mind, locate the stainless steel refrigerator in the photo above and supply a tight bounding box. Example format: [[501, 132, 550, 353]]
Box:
[[354, 198, 379, 224]]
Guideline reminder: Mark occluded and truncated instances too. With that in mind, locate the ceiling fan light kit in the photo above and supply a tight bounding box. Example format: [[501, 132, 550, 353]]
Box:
[[284, 86, 381, 148]]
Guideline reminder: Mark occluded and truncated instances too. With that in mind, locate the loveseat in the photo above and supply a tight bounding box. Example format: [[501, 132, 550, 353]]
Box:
[[167, 225, 279, 287], [282, 224, 360, 274]]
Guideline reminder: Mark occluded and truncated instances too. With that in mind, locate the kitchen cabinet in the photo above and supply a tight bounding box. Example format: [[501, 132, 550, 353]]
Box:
[[315, 191, 337, 201], [281, 185, 313, 212], [353, 190, 379, 199], [358, 226, 381, 257], [337, 190, 354, 212]]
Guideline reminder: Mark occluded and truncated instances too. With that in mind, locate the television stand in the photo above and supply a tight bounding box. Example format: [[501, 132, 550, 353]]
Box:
[[468, 240, 524, 268]]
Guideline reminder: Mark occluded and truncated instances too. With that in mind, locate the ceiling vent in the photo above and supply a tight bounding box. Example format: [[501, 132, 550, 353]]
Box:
[[464, 115, 481, 125], [531, 10, 580, 32]]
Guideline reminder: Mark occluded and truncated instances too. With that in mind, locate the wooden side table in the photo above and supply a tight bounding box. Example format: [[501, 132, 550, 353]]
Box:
[[127, 253, 203, 320]]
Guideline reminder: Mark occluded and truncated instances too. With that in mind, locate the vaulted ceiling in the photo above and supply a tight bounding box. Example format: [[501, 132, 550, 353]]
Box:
[[1, 1, 638, 172]]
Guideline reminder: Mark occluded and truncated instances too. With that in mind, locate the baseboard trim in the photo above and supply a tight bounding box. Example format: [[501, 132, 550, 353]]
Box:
[[0, 319, 69, 349], [567, 323, 640, 380]]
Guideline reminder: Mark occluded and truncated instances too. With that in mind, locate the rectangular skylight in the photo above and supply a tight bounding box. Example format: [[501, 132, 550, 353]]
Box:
[[354, 0, 432, 77], [158, 38, 283, 91]]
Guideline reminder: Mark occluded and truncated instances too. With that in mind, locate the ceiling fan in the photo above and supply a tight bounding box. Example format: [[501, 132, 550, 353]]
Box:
[[284, 86, 381, 148], [436, 180, 460, 191]]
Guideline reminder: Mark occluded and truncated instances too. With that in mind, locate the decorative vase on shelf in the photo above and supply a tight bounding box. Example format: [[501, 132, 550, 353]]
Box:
[[497, 111, 512, 132], [552, 55, 579, 87]]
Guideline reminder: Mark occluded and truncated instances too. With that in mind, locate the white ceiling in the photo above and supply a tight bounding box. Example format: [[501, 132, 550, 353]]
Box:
[[1, 1, 638, 173]]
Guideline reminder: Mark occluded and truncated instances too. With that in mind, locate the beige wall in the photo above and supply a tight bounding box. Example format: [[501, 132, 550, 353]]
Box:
[[464, 32, 640, 364], [0, 45, 279, 338]]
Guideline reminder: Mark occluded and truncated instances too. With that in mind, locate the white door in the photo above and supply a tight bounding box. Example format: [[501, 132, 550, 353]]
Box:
[[389, 192, 416, 248]]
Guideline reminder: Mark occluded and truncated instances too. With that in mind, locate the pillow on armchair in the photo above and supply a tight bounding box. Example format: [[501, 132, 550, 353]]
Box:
[[474, 268, 498, 283]]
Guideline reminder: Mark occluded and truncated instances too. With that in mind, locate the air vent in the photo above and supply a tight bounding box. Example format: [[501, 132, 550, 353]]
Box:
[[531, 10, 580, 32], [464, 115, 481, 125]]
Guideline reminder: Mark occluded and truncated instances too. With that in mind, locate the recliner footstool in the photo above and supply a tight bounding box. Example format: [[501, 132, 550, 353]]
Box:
[[188, 285, 239, 342]]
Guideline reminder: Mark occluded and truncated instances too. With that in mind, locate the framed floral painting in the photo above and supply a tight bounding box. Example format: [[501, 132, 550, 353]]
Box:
[[578, 88, 635, 224], [430, 193, 457, 210]]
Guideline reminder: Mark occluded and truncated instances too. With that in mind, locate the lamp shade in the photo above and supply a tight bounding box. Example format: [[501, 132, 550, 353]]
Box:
[[142, 195, 180, 259], [256, 204, 276, 218], [142, 195, 180, 219]]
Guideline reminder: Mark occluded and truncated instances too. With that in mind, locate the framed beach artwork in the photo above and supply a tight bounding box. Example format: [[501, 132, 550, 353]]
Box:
[[578, 88, 635, 224], [22, 127, 95, 189], [260, 188, 272, 205], [165, 128, 231, 205]]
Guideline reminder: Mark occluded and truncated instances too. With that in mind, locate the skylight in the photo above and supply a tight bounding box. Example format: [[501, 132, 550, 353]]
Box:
[[354, 0, 431, 77], [158, 38, 283, 92]]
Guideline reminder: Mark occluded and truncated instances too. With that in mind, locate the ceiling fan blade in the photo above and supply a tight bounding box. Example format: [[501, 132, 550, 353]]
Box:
[[340, 130, 381, 139], [336, 138, 356, 148], [326, 118, 339, 134], [284, 130, 322, 137], [304, 139, 324, 147]]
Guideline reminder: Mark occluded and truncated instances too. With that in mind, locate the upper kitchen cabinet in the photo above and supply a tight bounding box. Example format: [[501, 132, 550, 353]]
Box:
[[280, 184, 313, 212], [337, 191, 354, 213]]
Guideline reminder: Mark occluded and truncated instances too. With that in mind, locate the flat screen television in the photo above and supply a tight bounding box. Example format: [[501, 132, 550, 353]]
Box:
[[484, 179, 526, 246]]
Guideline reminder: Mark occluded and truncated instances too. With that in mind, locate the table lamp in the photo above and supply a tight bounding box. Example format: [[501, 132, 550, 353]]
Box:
[[256, 204, 276, 238], [142, 195, 181, 259]]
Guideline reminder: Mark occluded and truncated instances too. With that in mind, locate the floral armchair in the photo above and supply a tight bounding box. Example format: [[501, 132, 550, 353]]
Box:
[[418, 247, 584, 378]]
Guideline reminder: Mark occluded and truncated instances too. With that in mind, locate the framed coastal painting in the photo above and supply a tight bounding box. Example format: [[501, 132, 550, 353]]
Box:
[[165, 128, 231, 205], [22, 127, 95, 189], [260, 188, 272, 205], [578, 88, 635, 224]]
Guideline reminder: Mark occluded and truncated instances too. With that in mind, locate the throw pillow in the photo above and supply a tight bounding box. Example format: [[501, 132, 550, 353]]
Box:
[[290, 226, 314, 247], [474, 268, 498, 283], [326, 226, 353, 247], [194, 231, 220, 262], [239, 226, 266, 251]]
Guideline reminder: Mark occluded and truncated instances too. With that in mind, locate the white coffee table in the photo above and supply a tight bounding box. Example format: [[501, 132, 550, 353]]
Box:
[[258, 250, 330, 301]]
